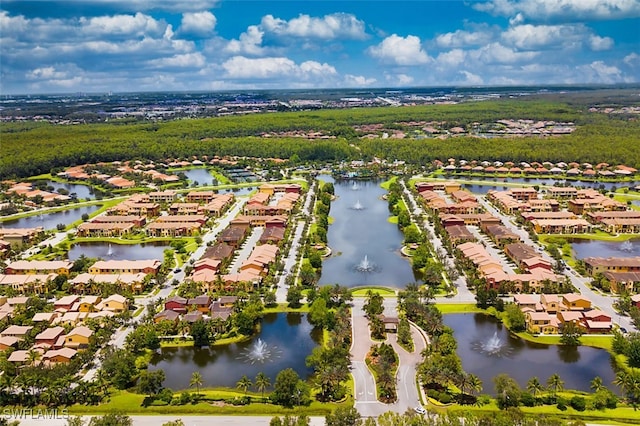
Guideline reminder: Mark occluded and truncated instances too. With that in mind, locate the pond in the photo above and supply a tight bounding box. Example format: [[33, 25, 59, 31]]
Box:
[[444, 313, 617, 394], [571, 238, 640, 259], [149, 312, 321, 389], [182, 168, 217, 187], [318, 178, 417, 288], [0, 205, 102, 230], [67, 241, 170, 261], [42, 180, 96, 200], [447, 175, 639, 191], [220, 186, 255, 196]]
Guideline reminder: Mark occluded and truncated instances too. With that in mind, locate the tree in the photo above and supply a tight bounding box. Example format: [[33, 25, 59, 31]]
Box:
[[397, 317, 413, 350], [494, 373, 520, 409], [363, 290, 384, 319], [236, 375, 252, 395], [627, 333, 640, 368], [189, 371, 203, 396], [590, 376, 605, 393], [560, 321, 582, 346], [504, 304, 526, 332], [287, 286, 303, 308], [161, 421, 185, 426], [190, 320, 211, 348], [137, 369, 166, 397], [255, 372, 271, 399], [88, 413, 132, 426], [100, 347, 137, 390], [467, 373, 483, 396], [527, 377, 544, 397], [263, 291, 277, 307], [309, 297, 332, 329], [325, 406, 361, 426], [547, 373, 564, 396], [271, 368, 309, 407]]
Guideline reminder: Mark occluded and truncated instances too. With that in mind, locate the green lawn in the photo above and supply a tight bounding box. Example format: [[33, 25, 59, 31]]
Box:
[[67, 389, 348, 416], [351, 287, 398, 297], [436, 303, 485, 314]]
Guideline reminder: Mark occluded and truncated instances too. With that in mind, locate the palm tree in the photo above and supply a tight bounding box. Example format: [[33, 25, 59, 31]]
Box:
[[254, 372, 271, 400], [615, 370, 640, 405], [236, 375, 252, 395], [547, 373, 564, 396], [527, 377, 544, 397], [590, 376, 605, 393], [467, 374, 483, 396], [26, 349, 41, 366], [190, 371, 203, 396]]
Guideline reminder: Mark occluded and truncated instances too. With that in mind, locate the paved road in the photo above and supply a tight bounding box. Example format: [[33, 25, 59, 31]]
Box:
[[275, 179, 316, 303], [400, 179, 475, 304], [228, 226, 264, 274], [351, 297, 428, 417]]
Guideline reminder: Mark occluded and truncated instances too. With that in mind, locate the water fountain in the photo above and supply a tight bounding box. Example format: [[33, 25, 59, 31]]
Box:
[[352, 182, 359, 191], [107, 243, 114, 257], [472, 331, 512, 357], [355, 255, 377, 273], [238, 338, 281, 364], [352, 200, 364, 210], [621, 240, 634, 252]]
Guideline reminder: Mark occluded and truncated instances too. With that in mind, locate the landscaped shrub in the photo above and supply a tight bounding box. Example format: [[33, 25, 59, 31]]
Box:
[[556, 396, 568, 411], [570, 395, 586, 411], [519, 391, 536, 407]]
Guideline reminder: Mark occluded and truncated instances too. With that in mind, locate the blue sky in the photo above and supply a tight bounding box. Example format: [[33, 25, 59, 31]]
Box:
[[1, 0, 639, 94]]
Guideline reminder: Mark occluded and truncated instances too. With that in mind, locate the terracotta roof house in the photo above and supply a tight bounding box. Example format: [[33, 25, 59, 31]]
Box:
[[209, 301, 233, 321], [4, 260, 72, 275], [64, 326, 93, 349], [188, 295, 212, 313], [154, 309, 181, 323], [583, 257, 640, 275], [183, 311, 203, 323], [0, 335, 20, 350], [165, 295, 188, 313], [525, 311, 559, 334], [55, 295, 81, 311], [43, 347, 78, 364], [98, 294, 129, 312], [1, 325, 33, 339], [89, 259, 161, 275], [35, 326, 66, 348], [562, 294, 591, 311], [603, 271, 640, 294]]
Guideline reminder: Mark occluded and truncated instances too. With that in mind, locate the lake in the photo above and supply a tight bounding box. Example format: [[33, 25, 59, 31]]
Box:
[[182, 168, 217, 186], [68, 241, 170, 261], [0, 205, 102, 230], [444, 313, 617, 394], [571, 238, 640, 259], [149, 312, 321, 389], [318, 178, 417, 288]]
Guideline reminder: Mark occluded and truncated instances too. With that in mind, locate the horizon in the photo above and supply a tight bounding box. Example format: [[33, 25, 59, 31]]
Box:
[[4, 82, 640, 98], [2, 0, 639, 95]]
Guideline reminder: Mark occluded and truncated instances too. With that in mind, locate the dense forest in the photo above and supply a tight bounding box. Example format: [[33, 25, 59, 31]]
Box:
[[2, 99, 639, 178]]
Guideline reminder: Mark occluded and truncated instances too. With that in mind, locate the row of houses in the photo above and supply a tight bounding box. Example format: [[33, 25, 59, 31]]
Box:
[[155, 295, 237, 326], [512, 293, 612, 334], [457, 242, 561, 292], [0, 227, 45, 248]]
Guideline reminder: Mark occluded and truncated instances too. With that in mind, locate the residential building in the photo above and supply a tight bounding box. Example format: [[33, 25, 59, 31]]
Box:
[[4, 260, 72, 275], [89, 260, 161, 275], [583, 257, 640, 275]]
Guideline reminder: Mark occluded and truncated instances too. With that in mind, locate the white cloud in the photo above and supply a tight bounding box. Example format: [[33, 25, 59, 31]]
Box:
[[3, 0, 221, 12], [474, 0, 640, 21], [225, 25, 266, 55], [260, 13, 366, 40], [367, 34, 430, 66], [384, 73, 414, 86], [500, 24, 615, 52], [469, 42, 539, 64], [435, 29, 493, 48], [343, 74, 377, 87], [623, 53, 640, 67], [588, 35, 614, 51], [80, 12, 166, 37], [459, 71, 484, 85], [147, 52, 206, 68], [221, 56, 336, 80], [578, 60, 624, 83], [437, 49, 466, 67], [26, 66, 67, 80], [180, 11, 216, 35]]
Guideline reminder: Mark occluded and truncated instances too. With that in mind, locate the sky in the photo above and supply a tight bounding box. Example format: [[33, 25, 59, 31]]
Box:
[[1, 0, 639, 94]]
